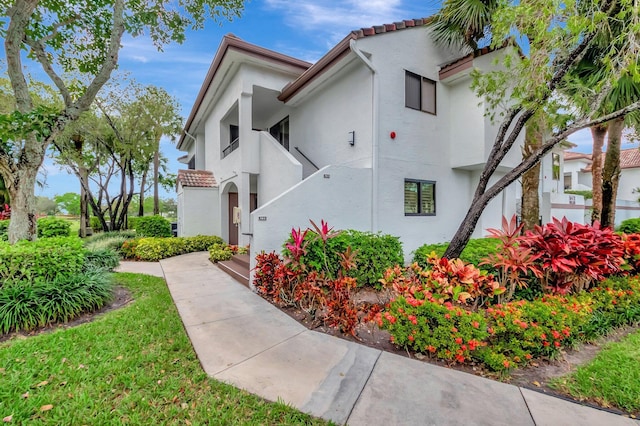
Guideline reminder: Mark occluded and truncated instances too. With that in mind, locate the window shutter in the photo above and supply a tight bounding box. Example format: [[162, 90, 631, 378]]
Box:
[[404, 181, 419, 213], [421, 78, 436, 114], [405, 72, 421, 110], [421, 183, 435, 214]]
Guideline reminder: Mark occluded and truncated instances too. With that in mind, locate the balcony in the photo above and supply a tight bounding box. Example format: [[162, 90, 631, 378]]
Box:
[[222, 137, 239, 158]]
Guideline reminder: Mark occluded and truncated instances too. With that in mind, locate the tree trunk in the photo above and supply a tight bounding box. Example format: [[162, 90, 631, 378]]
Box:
[[7, 167, 39, 243], [153, 150, 160, 215], [521, 121, 543, 231], [590, 124, 607, 223], [601, 116, 625, 228], [138, 169, 147, 217]]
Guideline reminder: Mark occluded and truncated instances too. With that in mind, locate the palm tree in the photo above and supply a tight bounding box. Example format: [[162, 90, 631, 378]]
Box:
[[429, 0, 544, 231], [565, 11, 640, 227]]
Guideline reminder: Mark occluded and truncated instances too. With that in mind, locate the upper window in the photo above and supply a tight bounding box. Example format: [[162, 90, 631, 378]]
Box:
[[552, 153, 560, 180], [405, 71, 436, 115], [404, 179, 436, 216]]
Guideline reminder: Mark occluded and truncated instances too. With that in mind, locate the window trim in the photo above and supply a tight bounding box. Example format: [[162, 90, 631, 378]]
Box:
[[404, 179, 436, 216], [405, 70, 437, 115]]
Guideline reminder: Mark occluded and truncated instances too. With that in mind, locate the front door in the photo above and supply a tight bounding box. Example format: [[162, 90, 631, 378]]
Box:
[[228, 192, 238, 245]]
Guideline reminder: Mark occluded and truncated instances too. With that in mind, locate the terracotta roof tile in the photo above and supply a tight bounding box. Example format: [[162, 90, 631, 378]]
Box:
[[568, 148, 640, 172], [177, 169, 217, 188], [564, 151, 592, 161]]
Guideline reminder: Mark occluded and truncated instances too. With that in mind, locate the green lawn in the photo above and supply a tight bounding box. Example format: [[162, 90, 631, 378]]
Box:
[[550, 329, 640, 415], [0, 273, 328, 425]]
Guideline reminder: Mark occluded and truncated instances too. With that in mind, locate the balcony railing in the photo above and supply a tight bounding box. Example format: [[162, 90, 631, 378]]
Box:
[[222, 138, 240, 158]]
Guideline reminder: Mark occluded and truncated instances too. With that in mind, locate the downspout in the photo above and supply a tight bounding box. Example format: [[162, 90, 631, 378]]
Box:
[[350, 39, 379, 232]]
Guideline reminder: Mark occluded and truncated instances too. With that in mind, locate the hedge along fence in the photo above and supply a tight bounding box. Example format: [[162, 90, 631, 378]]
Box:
[[0, 237, 87, 285], [283, 228, 404, 288]]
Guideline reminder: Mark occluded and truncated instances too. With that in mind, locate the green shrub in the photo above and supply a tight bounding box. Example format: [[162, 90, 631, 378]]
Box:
[[127, 216, 140, 230], [184, 235, 225, 252], [209, 243, 233, 262], [134, 215, 172, 238], [84, 230, 137, 253], [564, 189, 593, 200], [122, 235, 226, 261], [90, 216, 103, 232], [618, 218, 640, 234], [378, 297, 489, 364], [37, 217, 71, 238], [0, 219, 8, 241], [133, 237, 186, 261], [413, 238, 500, 270], [84, 249, 120, 271], [0, 237, 86, 284], [284, 229, 403, 288], [0, 269, 113, 334]]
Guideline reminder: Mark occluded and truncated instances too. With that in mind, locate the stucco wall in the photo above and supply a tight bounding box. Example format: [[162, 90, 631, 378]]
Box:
[[616, 168, 640, 202], [250, 166, 372, 284], [289, 60, 374, 172], [178, 186, 220, 237], [257, 131, 303, 205]]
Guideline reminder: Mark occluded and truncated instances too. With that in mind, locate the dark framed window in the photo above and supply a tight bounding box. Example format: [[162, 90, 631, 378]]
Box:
[[404, 179, 436, 215], [405, 71, 436, 115], [269, 116, 289, 150]]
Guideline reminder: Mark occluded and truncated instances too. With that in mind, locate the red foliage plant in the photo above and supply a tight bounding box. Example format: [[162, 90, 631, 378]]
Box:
[[253, 221, 360, 335], [0, 204, 10, 220], [519, 217, 624, 294], [379, 253, 504, 309], [622, 233, 640, 274]]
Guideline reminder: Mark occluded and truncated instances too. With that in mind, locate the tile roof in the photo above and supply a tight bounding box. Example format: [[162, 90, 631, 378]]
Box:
[[279, 18, 433, 102], [564, 151, 592, 161], [566, 148, 640, 171], [177, 169, 217, 188]]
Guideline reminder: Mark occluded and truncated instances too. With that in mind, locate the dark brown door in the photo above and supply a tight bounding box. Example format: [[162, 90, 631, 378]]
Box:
[[228, 192, 238, 245], [250, 193, 258, 212]]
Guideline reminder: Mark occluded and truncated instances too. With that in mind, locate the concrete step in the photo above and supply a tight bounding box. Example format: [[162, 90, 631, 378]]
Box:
[[231, 253, 250, 269], [217, 259, 250, 287]]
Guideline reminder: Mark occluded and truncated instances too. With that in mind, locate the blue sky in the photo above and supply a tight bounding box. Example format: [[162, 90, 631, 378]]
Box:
[[29, 0, 636, 198]]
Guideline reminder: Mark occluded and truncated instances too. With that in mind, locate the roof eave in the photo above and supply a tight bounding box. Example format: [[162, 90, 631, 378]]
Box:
[[178, 34, 311, 148]]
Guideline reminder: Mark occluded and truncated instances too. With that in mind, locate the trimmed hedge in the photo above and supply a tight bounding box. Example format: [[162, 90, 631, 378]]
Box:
[[123, 235, 225, 261], [0, 237, 87, 284], [413, 238, 500, 270], [134, 215, 172, 238], [37, 216, 71, 238], [618, 218, 640, 234], [284, 230, 403, 288]]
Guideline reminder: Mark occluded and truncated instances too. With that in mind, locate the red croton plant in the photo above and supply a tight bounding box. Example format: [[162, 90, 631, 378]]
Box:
[[254, 220, 360, 335], [0, 204, 10, 220]]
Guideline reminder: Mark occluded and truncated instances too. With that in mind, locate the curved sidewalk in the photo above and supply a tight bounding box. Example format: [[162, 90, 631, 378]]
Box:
[[123, 253, 639, 425]]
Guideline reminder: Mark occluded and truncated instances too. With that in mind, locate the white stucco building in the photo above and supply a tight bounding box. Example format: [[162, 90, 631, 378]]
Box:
[[176, 19, 526, 267]]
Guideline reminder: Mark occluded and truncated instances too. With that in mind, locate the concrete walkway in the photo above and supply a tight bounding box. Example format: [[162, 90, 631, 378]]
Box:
[[120, 253, 639, 425]]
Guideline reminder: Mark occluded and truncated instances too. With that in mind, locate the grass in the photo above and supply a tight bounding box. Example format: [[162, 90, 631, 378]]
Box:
[[550, 329, 640, 415], [0, 273, 328, 425]]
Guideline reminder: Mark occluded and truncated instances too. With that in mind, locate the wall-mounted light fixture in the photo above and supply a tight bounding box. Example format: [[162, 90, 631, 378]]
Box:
[[348, 131, 355, 146]]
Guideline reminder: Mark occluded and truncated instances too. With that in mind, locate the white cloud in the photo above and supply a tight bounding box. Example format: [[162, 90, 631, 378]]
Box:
[[262, 0, 435, 46]]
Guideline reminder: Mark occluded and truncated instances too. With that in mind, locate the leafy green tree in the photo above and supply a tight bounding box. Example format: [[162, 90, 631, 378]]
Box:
[[54, 192, 81, 216], [428, 0, 545, 232], [0, 0, 243, 243], [35, 195, 58, 215], [441, 0, 640, 258]]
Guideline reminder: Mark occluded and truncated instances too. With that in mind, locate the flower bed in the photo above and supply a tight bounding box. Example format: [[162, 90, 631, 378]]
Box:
[[255, 217, 640, 373]]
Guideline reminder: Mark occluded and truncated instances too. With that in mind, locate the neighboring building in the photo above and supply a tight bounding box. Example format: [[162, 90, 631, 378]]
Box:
[[564, 148, 640, 202], [176, 18, 526, 269]]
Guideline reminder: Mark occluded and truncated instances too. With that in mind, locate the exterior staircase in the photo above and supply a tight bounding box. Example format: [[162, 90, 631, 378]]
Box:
[[217, 253, 250, 287]]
